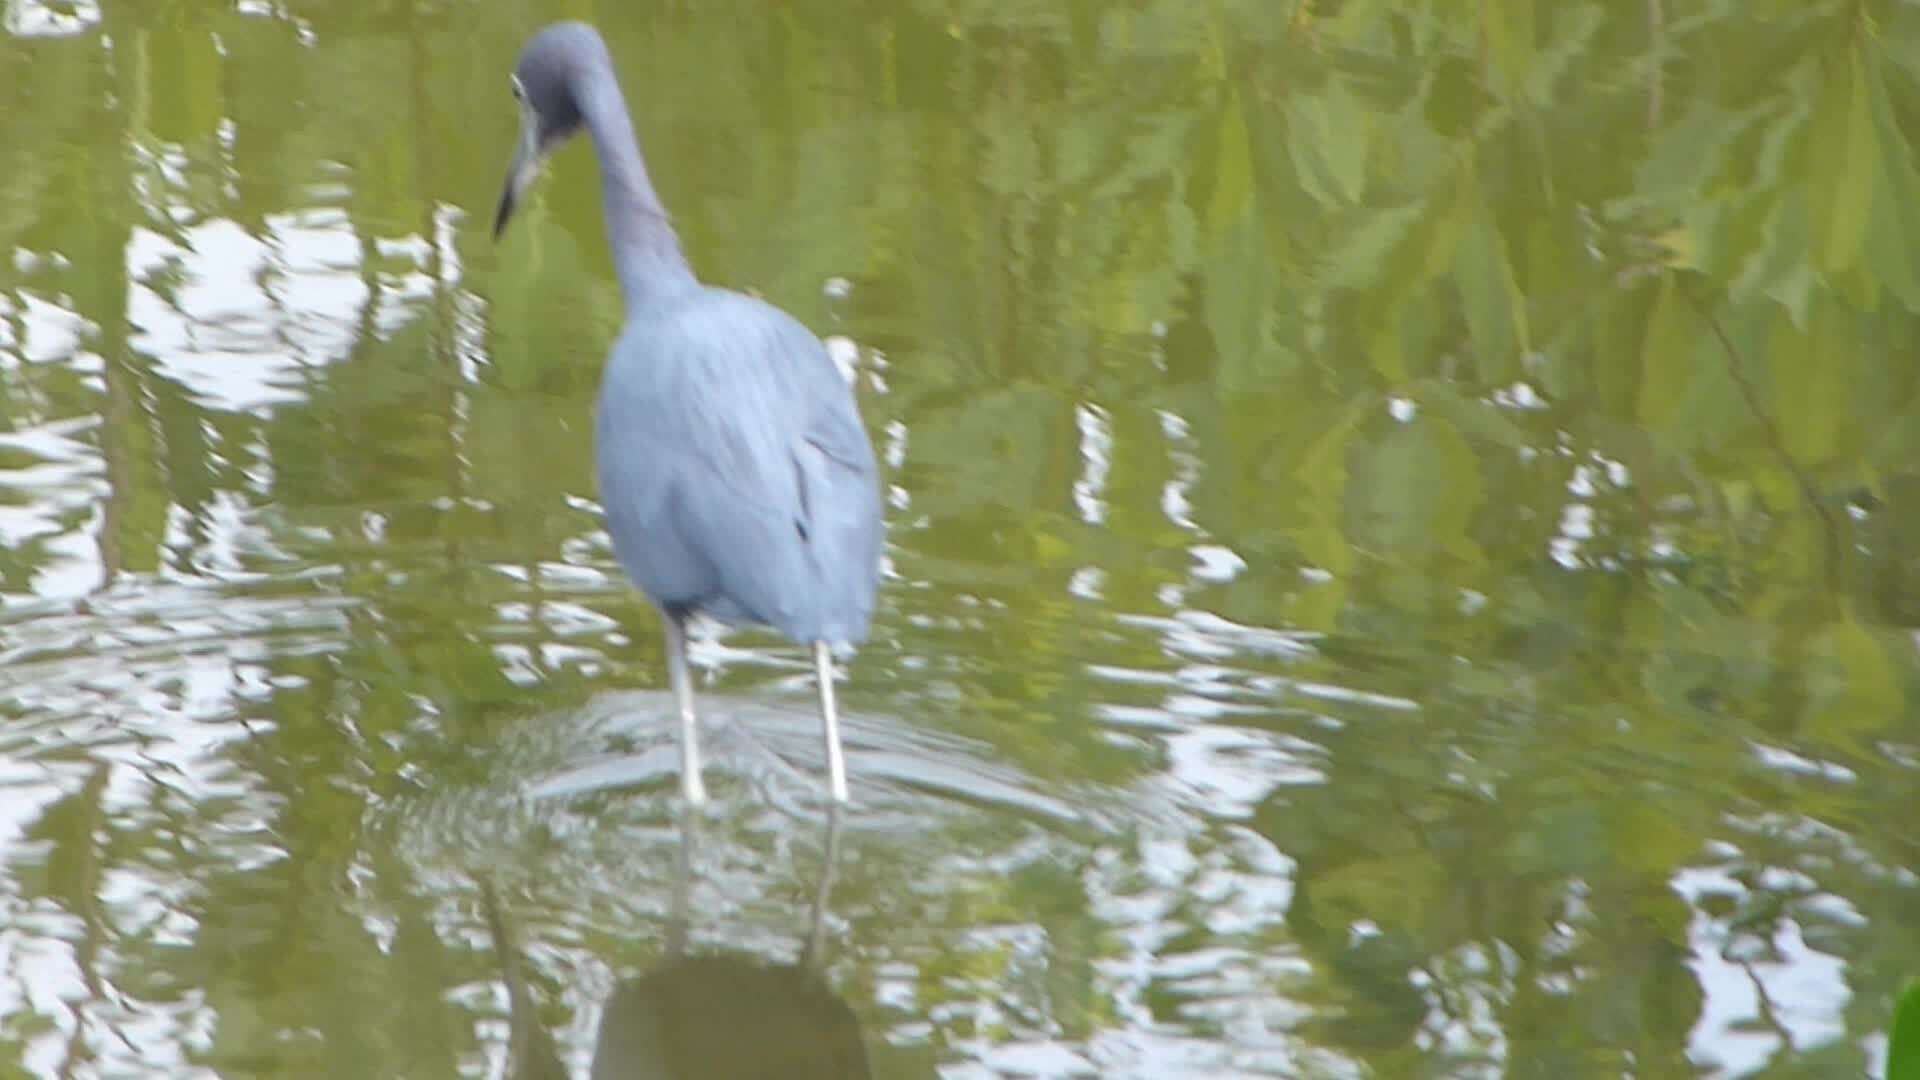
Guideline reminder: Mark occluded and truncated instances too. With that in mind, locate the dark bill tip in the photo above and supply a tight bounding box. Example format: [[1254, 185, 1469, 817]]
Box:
[[492, 183, 518, 241], [493, 128, 538, 241]]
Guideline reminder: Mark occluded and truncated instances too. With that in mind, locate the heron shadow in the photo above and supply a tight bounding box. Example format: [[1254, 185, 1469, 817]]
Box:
[[482, 807, 870, 1079]]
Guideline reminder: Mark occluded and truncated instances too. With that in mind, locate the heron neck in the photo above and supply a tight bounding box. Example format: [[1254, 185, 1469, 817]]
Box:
[[576, 75, 696, 307]]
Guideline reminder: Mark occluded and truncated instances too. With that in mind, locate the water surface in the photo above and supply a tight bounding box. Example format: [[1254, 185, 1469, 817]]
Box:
[[1, 2, 1917, 1077]]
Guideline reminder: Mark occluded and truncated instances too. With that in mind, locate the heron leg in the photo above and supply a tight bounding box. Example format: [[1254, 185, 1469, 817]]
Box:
[[663, 614, 707, 805], [800, 803, 846, 970], [813, 641, 850, 804], [667, 801, 700, 957]]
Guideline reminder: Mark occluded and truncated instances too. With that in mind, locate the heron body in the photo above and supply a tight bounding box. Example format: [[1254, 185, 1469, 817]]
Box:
[[597, 289, 880, 644], [494, 22, 882, 804]]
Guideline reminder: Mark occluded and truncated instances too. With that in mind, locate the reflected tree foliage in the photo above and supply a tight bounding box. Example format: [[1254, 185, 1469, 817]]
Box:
[[0, 0, 1914, 1077]]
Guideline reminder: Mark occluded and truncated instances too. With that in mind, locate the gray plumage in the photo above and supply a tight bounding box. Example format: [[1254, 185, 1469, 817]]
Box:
[[596, 290, 880, 643], [494, 22, 882, 804]]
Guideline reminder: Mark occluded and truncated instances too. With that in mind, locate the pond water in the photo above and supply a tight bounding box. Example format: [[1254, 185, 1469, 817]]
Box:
[[0, 2, 1916, 1077]]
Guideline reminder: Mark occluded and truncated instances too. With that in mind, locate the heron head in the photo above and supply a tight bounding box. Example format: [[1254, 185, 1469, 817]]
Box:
[[494, 23, 598, 238]]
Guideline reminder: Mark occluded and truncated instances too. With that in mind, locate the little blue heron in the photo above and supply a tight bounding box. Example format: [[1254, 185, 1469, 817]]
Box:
[[492, 22, 883, 806]]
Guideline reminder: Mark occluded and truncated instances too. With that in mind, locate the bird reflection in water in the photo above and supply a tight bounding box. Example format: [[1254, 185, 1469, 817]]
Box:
[[482, 809, 869, 1079]]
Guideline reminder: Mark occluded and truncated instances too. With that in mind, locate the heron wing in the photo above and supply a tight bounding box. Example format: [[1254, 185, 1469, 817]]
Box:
[[791, 377, 884, 641]]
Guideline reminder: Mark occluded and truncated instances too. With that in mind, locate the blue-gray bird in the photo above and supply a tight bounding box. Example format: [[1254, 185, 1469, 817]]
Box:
[[492, 22, 882, 805]]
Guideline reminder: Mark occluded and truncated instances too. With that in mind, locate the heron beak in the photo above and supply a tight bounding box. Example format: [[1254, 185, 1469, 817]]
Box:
[[493, 114, 543, 240]]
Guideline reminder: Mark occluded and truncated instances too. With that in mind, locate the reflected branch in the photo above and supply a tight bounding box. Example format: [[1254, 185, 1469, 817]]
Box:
[[478, 878, 567, 1080], [1648, 0, 1665, 128], [1677, 276, 1841, 583]]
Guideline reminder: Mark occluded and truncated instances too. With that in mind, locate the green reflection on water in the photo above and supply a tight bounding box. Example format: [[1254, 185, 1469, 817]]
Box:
[[0, 1, 1916, 1077]]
